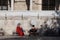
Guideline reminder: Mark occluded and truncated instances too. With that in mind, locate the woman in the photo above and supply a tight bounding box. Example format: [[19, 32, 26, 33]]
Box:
[[16, 23, 24, 36]]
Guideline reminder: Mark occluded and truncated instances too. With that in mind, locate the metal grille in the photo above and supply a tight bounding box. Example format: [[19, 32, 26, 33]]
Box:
[[0, 0, 8, 10]]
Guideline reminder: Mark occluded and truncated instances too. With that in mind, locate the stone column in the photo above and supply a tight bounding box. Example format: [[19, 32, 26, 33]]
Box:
[[11, 0, 14, 11], [30, 0, 32, 11], [38, 0, 42, 10]]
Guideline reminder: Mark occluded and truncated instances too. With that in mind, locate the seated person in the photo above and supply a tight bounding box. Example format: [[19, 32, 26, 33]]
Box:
[[29, 25, 37, 36], [16, 23, 24, 36]]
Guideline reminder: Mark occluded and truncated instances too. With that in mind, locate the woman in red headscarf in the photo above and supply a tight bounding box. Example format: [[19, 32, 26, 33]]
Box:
[[16, 23, 24, 36]]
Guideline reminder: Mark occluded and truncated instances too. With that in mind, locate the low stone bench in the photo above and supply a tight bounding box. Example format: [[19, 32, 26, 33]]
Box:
[[12, 31, 18, 36]]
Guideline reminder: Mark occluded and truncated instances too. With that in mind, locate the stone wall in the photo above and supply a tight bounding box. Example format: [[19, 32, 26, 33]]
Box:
[[0, 11, 56, 35], [14, 0, 41, 10], [0, 16, 48, 35], [14, 0, 27, 10], [0, 17, 53, 35]]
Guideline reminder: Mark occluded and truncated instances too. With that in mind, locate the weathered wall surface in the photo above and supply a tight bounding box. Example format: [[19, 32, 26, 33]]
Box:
[[32, 0, 42, 10], [14, 0, 42, 10], [14, 0, 27, 10], [0, 18, 48, 35], [0, 11, 56, 35]]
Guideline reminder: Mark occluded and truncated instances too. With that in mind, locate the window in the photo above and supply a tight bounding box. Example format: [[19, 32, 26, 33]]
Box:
[[0, 0, 11, 10], [42, 0, 55, 10]]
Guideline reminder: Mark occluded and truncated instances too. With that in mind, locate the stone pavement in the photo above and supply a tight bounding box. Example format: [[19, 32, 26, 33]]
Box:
[[0, 36, 60, 40]]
